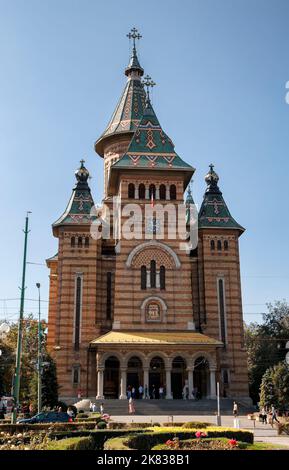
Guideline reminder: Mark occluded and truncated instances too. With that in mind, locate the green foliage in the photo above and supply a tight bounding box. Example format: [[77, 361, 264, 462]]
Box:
[[107, 428, 254, 450], [245, 301, 289, 404], [96, 420, 107, 429], [46, 436, 94, 450], [181, 421, 211, 429], [0, 315, 58, 407], [260, 362, 289, 409]]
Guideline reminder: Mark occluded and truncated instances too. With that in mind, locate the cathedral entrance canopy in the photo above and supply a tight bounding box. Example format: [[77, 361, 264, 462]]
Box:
[[90, 331, 223, 346]]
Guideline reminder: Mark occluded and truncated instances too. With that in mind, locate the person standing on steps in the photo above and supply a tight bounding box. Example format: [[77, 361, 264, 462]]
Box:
[[138, 385, 143, 399], [100, 403, 104, 416], [271, 406, 280, 427], [128, 397, 135, 414]]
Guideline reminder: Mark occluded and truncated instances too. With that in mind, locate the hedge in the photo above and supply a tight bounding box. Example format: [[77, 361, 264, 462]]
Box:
[[46, 436, 95, 450], [0, 422, 97, 434], [104, 428, 254, 450], [48, 429, 145, 450]]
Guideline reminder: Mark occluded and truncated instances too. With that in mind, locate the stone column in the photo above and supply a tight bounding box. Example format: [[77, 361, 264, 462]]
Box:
[[145, 186, 149, 200], [156, 272, 160, 288], [209, 367, 217, 399], [143, 367, 149, 399], [119, 367, 127, 399], [187, 367, 194, 399], [166, 185, 170, 201], [135, 186, 139, 200], [165, 368, 173, 399], [155, 186, 160, 200], [96, 367, 104, 399]]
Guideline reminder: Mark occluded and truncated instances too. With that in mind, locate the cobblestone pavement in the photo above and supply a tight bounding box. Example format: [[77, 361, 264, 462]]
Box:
[[110, 414, 289, 448]]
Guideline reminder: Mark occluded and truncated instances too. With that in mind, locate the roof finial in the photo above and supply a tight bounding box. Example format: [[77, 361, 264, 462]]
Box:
[[142, 74, 156, 104], [205, 163, 220, 193], [127, 27, 142, 53], [125, 28, 144, 77]]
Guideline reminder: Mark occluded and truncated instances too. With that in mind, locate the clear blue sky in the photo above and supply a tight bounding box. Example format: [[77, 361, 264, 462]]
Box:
[[0, 0, 289, 324]]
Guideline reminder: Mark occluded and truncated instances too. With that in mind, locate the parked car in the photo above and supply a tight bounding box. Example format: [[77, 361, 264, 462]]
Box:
[[17, 411, 72, 424]]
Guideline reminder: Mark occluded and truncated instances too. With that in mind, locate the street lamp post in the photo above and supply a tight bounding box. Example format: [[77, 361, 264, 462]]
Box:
[[36, 283, 42, 414], [12, 212, 31, 424]]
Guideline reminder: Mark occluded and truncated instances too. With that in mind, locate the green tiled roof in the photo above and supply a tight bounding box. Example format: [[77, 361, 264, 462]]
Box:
[[53, 162, 95, 227], [199, 166, 244, 232], [113, 100, 194, 171], [94, 48, 146, 156]]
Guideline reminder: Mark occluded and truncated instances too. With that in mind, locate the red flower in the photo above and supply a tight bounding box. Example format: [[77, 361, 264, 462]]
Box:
[[229, 439, 238, 447]]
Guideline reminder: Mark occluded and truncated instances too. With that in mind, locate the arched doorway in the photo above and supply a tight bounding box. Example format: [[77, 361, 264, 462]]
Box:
[[171, 356, 187, 399], [193, 356, 210, 399], [127, 356, 143, 398], [149, 356, 165, 398], [104, 356, 120, 398]]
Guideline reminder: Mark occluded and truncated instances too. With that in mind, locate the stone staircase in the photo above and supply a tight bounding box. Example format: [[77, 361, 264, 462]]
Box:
[[74, 398, 254, 416]]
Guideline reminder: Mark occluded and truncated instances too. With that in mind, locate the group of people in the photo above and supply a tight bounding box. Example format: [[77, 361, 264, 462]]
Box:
[[259, 406, 280, 426], [126, 384, 166, 399]]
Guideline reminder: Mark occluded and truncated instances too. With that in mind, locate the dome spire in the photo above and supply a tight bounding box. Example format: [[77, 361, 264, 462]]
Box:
[[142, 74, 156, 106], [205, 163, 221, 194], [125, 27, 144, 77]]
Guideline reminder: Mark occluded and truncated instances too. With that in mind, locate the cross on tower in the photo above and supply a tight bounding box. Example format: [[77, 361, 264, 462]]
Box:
[[80, 159, 85, 167], [142, 74, 156, 102], [209, 163, 214, 172], [126, 27, 142, 49]]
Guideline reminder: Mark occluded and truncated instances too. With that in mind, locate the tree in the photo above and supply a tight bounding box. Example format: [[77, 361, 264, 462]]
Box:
[[0, 315, 58, 407], [260, 362, 289, 410], [245, 300, 289, 404]]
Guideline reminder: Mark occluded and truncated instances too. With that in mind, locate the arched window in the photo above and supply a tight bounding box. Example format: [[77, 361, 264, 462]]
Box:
[[149, 184, 156, 200], [74, 275, 82, 351], [78, 237, 83, 248], [85, 237, 89, 248], [106, 272, 112, 320], [224, 240, 229, 251], [217, 240, 222, 251], [170, 184, 176, 200], [160, 265, 166, 290], [141, 265, 147, 290], [150, 260, 156, 288], [128, 183, 135, 199], [159, 184, 166, 200], [71, 237, 75, 248], [210, 240, 215, 251], [218, 278, 227, 346], [139, 184, 145, 199]]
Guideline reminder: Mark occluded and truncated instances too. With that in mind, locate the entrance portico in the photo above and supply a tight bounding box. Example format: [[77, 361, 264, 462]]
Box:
[[91, 331, 222, 400]]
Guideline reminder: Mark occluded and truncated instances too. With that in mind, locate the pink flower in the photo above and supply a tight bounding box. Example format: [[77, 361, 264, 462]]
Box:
[[195, 431, 202, 438], [201, 432, 207, 437]]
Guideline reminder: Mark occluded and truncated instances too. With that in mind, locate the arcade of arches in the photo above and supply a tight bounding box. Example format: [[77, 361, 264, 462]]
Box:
[[95, 352, 217, 400]]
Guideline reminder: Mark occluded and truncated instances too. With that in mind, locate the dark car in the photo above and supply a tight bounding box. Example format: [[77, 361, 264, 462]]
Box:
[[17, 411, 72, 424]]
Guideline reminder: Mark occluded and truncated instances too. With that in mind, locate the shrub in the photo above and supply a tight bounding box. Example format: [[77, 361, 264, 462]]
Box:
[[0, 422, 96, 434], [47, 436, 94, 450], [97, 421, 107, 430], [126, 428, 253, 450], [48, 429, 145, 450], [181, 422, 211, 429], [103, 436, 132, 450]]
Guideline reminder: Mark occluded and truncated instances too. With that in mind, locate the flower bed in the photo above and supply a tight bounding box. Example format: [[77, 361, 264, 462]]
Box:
[[104, 427, 254, 450], [154, 437, 241, 451]]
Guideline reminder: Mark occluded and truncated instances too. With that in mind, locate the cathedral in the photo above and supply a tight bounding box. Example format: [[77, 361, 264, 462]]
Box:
[[47, 30, 250, 403]]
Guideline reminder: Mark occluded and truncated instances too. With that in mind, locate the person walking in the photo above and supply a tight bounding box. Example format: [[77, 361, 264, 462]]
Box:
[[271, 406, 279, 427], [128, 397, 135, 414], [100, 403, 104, 416], [144, 384, 149, 399], [152, 385, 156, 399], [261, 407, 267, 424], [233, 401, 238, 417], [138, 385, 143, 399], [127, 385, 131, 399], [131, 387, 136, 399]]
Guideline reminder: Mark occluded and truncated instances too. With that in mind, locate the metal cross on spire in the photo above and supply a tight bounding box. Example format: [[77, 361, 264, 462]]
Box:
[[80, 159, 85, 167], [209, 163, 214, 172], [142, 74, 156, 102], [127, 27, 142, 50]]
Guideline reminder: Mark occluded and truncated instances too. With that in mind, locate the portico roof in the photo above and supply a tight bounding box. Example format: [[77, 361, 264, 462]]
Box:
[[90, 331, 223, 346]]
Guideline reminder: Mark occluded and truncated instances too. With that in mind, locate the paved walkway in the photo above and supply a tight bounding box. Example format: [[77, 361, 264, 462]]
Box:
[[110, 414, 289, 448]]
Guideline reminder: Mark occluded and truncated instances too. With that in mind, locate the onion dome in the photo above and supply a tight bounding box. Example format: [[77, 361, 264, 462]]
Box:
[[199, 165, 244, 233], [52, 160, 95, 231]]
